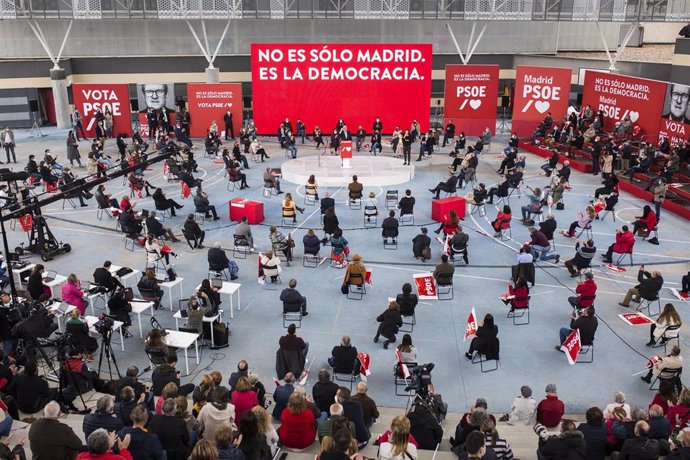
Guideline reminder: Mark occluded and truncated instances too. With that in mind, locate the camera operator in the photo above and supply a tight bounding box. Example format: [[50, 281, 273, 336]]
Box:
[[11, 296, 58, 349], [5, 360, 54, 414], [0, 292, 20, 356], [407, 399, 443, 450], [534, 419, 586, 459]]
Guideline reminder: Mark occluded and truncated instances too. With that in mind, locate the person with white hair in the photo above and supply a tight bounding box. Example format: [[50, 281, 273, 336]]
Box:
[[77, 428, 132, 459], [83, 395, 124, 439], [29, 401, 85, 459], [602, 391, 631, 419], [317, 402, 356, 442]]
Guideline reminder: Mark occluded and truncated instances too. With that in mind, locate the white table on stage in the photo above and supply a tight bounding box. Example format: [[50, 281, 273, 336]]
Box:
[[195, 282, 241, 318], [164, 329, 199, 375], [108, 265, 141, 288], [84, 315, 125, 351], [159, 277, 184, 311], [12, 263, 35, 287], [130, 300, 155, 338], [43, 274, 68, 298], [173, 310, 223, 345]]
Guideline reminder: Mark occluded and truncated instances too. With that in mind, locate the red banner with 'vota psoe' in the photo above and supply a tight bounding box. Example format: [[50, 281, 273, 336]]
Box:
[[658, 82, 690, 145], [72, 84, 132, 137], [512, 65, 572, 137], [250, 43, 432, 135], [443, 64, 499, 136], [582, 70, 666, 142], [187, 83, 243, 138]]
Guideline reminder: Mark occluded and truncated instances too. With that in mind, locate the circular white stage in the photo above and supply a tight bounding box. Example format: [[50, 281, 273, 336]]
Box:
[[280, 155, 415, 187]]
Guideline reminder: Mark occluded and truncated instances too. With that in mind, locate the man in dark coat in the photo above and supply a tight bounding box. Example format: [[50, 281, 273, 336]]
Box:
[[536, 419, 586, 460], [407, 401, 443, 450], [28, 401, 85, 459], [280, 279, 308, 316], [617, 420, 669, 459], [337, 387, 370, 447], [272, 372, 295, 419]]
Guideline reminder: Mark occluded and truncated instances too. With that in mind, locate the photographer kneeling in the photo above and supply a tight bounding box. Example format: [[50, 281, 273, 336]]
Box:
[[534, 419, 586, 459]]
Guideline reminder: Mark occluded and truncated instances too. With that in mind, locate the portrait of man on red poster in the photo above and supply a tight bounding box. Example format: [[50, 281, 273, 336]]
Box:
[[659, 82, 690, 145]]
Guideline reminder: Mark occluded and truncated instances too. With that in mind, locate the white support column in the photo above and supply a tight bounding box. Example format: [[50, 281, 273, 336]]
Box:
[[186, 19, 232, 81], [445, 21, 488, 65], [445, 23, 467, 65], [27, 20, 73, 129], [596, 21, 638, 72]]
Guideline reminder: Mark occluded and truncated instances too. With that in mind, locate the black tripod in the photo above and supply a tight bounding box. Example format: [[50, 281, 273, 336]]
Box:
[[97, 329, 121, 381]]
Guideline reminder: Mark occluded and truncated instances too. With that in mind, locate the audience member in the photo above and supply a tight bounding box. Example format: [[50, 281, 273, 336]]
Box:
[[378, 416, 418, 460], [76, 429, 132, 460], [576, 407, 606, 460], [198, 387, 236, 442], [501, 386, 537, 426], [29, 401, 85, 459], [83, 395, 124, 439], [336, 387, 370, 446], [313, 370, 340, 415], [281, 279, 308, 317], [277, 392, 317, 449], [537, 384, 565, 428], [149, 398, 191, 460], [535, 419, 586, 459], [352, 382, 379, 428], [619, 266, 664, 308], [272, 372, 295, 419], [407, 401, 443, 450], [374, 301, 402, 349]]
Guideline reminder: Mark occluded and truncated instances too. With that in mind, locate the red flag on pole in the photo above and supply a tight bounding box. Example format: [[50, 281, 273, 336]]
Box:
[[464, 308, 478, 342], [357, 352, 371, 382], [560, 329, 581, 365]]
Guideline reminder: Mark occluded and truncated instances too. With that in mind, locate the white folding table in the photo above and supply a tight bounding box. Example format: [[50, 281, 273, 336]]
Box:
[[11, 263, 35, 287], [47, 301, 76, 332], [108, 265, 141, 288], [159, 277, 184, 311], [173, 310, 223, 345], [164, 329, 199, 375], [195, 282, 241, 318], [130, 300, 155, 338], [43, 274, 68, 298]]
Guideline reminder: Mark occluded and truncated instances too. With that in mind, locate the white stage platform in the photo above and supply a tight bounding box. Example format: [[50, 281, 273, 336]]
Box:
[[280, 155, 415, 187]]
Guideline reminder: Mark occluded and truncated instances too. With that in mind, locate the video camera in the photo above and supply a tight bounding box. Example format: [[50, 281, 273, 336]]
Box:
[[10, 302, 55, 340], [94, 315, 114, 336], [404, 362, 434, 396]]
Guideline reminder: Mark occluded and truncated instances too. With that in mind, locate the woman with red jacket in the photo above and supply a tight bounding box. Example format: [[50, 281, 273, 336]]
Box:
[[502, 278, 529, 313], [434, 210, 459, 237], [667, 388, 690, 430], [231, 376, 259, 422], [278, 392, 316, 449], [491, 205, 512, 237], [632, 205, 657, 236]]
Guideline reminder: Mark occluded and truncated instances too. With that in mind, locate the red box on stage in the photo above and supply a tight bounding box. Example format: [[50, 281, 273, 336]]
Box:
[[340, 141, 353, 159], [229, 198, 264, 224], [431, 197, 466, 222]]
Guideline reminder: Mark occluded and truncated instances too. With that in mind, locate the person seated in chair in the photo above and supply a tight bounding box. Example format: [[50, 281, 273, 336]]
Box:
[[261, 249, 282, 283], [641, 345, 683, 384], [93, 260, 124, 295], [138, 268, 163, 303], [602, 225, 635, 264], [178, 170, 202, 190], [207, 242, 235, 279], [328, 336, 360, 375], [108, 287, 132, 329], [434, 209, 460, 236], [428, 173, 459, 199], [398, 189, 415, 217], [434, 254, 455, 287], [65, 309, 98, 360], [152, 188, 184, 217], [396, 282, 418, 318], [280, 279, 307, 317], [303, 229, 321, 256], [234, 216, 254, 249], [568, 272, 597, 309], [502, 278, 529, 314], [145, 211, 179, 242], [449, 226, 469, 264], [618, 266, 664, 308], [183, 214, 205, 249], [128, 172, 153, 197], [348, 175, 363, 202], [194, 186, 219, 221], [118, 205, 143, 236], [556, 306, 597, 352], [631, 205, 657, 237], [486, 177, 511, 205], [465, 313, 498, 360], [491, 205, 512, 238], [381, 210, 399, 242], [564, 239, 596, 277]]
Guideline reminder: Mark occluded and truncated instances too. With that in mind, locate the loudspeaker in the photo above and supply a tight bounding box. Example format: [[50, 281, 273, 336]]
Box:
[[131, 98, 139, 112], [501, 96, 510, 108], [29, 100, 39, 112]]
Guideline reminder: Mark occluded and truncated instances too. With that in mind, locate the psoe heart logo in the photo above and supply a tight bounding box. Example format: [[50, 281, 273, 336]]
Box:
[[469, 99, 482, 110], [344, 147, 352, 152], [629, 111, 639, 123], [535, 101, 550, 114]]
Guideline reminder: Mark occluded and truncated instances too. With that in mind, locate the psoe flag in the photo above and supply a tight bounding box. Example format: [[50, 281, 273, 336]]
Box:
[[464, 307, 478, 342], [413, 273, 437, 300], [560, 328, 581, 365]]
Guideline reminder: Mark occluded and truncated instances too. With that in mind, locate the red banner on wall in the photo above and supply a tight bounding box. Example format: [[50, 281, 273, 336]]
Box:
[[72, 84, 131, 137], [187, 83, 243, 138], [512, 66, 572, 137], [582, 70, 666, 142], [443, 64, 499, 136], [250, 43, 432, 135]]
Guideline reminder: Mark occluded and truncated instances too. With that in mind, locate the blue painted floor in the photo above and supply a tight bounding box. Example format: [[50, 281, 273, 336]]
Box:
[[5, 126, 690, 414]]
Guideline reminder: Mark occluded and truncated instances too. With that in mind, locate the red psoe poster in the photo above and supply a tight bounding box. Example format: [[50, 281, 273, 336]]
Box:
[[512, 66, 572, 137], [250, 43, 432, 135], [443, 64, 499, 136], [72, 84, 132, 137], [581, 70, 666, 142], [187, 83, 243, 138]]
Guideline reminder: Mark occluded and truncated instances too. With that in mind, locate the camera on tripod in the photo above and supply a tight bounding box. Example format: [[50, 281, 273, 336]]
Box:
[[94, 315, 114, 336], [404, 362, 435, 396]]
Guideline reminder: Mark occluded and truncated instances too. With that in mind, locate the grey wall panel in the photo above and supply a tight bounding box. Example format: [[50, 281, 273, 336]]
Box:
[[0, 18, 619, 58]]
